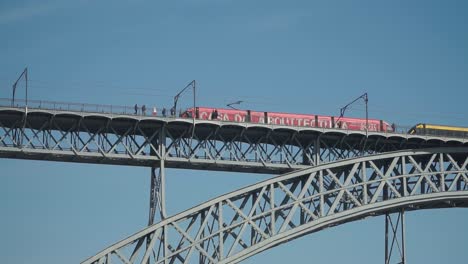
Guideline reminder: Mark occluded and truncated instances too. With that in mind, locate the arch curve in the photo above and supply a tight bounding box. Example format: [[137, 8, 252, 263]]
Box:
[[83, 148, 468, 264]]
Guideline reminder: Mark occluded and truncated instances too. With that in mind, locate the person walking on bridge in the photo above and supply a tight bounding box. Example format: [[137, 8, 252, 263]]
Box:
[[134, 104, 138, 115]]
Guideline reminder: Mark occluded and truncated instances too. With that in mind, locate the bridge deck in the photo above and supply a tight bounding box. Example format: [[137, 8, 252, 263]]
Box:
[[1, 106, 466, 173]]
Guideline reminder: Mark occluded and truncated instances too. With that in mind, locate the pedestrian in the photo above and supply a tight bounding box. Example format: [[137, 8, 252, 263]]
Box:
[[142, 104, 146, 115], [212, 109, 218, 120], [162, 107, 166, 117], [170, 106, 175, 117], [134, 104, 138, 115], [391, 123, 396, 132], [152, 107, 157, 116]]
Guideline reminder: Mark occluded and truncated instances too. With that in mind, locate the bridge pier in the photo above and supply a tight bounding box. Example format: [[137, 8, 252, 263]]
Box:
[[385, 209, 406, 264], [149, 125, 167, 225], [149, 162, 166, 225]]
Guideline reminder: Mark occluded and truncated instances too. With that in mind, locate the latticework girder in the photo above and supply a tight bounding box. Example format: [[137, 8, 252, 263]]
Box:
[[385, 210, 406, 264], [82, 148, 468, 264], [1, 107, 466, 174]]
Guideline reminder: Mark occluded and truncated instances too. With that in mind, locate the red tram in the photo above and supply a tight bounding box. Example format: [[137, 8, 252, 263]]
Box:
[[181, 107, 393, 132]]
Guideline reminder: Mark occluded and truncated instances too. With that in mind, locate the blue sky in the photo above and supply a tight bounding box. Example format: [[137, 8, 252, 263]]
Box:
[[1, 0, 467, 263]]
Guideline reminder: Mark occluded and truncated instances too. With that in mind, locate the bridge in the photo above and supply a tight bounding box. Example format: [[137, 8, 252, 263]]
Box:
[[1, 98, 467, 263], [1, 99, 466, 173], [82, 148, 468, 264]]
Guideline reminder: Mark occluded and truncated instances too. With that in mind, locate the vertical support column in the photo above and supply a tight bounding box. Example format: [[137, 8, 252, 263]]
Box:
[[218, 201, 224, 261], [160, 125, 168, 264], [402, 157, 408, 197], [384, 209, 406, 264], [251, 191, 258, 245], [362, 161, 368, 205], [148, 168, 158, 225], [439, 153, 446, 192], [159, 125, 167, 220], [148, 161, 165, 224], [319, 170, 325, 217], [401, 209, 406, 264], [385, 213, 389, 264], [160, 159, 167, 219], [314, 136, 320, 166], [300, 177, 305, 224], [199, 210, 206, 263], [302, 146, 310, 165], [148, 125, 167, 225], [163, 224, 168, 264], [270, 183, 276, 236]]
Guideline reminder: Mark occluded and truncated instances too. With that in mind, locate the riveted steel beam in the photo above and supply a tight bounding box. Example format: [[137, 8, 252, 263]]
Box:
[[1, 108, 466, 174]]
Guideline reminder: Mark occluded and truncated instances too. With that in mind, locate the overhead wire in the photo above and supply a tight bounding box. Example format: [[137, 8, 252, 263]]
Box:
[[3, 77, 467, 125], [352, 104, 467, 122]]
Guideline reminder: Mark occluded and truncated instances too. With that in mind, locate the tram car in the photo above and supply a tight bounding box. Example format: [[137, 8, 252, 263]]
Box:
[[408, 124, 468, 138], [181, 107, 393, 132]]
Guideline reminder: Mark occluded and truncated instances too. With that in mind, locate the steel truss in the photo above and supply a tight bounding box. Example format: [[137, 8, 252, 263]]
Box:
[[149, 166, 166, 224], [1, 108, 466, 174], [82, 148, 468, 264], [385, 210, 406, 264]]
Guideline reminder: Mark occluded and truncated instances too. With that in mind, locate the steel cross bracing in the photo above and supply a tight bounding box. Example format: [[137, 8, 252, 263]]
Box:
[[0, 107, 467, 174], [82, 148, 468, 264], [385, 210, 406, 264]]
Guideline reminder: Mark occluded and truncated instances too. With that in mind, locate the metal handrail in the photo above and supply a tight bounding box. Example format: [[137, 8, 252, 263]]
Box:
[[0, 98, 169, 116]]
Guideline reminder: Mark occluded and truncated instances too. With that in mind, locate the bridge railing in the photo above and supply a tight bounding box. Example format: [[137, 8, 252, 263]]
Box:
[[0, 97, 182, 117], [0, 98, 138, 115], [0, 98, 466, 140]]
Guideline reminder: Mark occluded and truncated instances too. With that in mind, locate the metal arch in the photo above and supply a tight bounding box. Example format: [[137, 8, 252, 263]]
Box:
[[82, 147, 468, 264]]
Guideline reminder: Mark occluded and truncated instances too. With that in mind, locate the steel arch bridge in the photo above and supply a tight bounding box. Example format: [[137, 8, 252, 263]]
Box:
[[83, 147, 468, 264]]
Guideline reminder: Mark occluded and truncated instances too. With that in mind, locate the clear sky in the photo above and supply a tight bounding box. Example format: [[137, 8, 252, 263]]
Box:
[[1, 0, 467, 263]]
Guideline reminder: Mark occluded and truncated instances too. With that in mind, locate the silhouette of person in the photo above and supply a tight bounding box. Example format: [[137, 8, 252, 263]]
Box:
[[170, 107, 175, 117], [142, 105, 146, 115], [134, 104, 138, 114]]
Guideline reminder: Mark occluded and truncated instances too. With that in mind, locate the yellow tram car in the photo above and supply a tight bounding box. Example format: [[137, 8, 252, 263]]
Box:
[[408, 123, 468, 138]]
